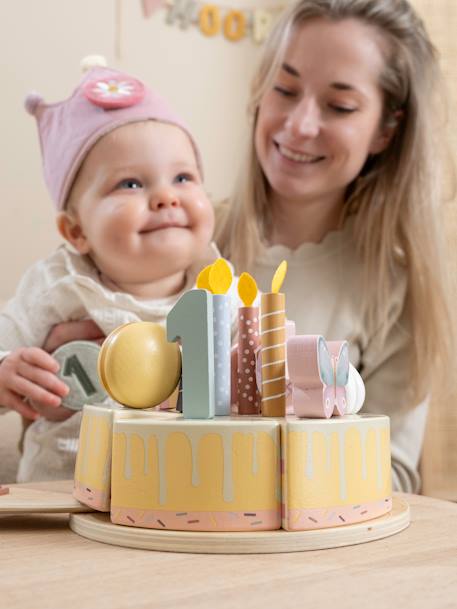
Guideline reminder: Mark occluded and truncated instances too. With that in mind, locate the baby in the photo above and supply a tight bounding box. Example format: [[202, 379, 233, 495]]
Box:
[[0, 60, 218, 482]]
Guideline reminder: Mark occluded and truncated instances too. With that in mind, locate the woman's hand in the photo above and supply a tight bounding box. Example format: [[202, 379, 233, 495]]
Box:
[[43, 319, 106, 353], [0, 347, 69, 420]]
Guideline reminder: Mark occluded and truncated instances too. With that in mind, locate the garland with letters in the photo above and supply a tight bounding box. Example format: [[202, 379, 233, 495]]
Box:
[[141, 0, 285, 43]]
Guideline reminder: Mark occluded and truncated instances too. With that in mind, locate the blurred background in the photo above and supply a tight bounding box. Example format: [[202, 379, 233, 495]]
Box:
[[0, 0, 455, 496]]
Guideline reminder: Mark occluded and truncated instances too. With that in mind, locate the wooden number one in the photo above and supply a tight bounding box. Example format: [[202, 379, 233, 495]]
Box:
[[167, 289, 215, 419], [63, 355, 97, 396]]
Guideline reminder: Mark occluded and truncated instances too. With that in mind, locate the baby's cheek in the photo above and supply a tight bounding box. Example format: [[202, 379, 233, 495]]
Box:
[[105, 206, 139, 235], [193, 197, 215, 231]]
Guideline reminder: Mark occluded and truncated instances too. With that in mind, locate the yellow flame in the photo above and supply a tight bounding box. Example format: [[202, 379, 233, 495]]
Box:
[[209, 258, 233, 295], [237, 272, 258, 307], [271, 260, 287, 294], [196, 264, 213, 293]]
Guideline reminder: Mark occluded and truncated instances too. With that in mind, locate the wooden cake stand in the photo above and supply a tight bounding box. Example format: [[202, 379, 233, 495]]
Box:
[[0, 482, 409, 554], [68, 497, 409, 554]]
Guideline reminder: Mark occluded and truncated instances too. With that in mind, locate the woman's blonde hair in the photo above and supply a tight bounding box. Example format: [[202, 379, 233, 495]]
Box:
[[216, 0, 455, 402]]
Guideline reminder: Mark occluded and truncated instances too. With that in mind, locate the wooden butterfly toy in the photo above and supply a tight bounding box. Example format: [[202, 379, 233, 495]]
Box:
[[287, 335, 350, 418]]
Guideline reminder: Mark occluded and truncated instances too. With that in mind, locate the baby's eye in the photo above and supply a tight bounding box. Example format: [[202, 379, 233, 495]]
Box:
[[117, 178, 143, 190], [174, 173, 194, 184]]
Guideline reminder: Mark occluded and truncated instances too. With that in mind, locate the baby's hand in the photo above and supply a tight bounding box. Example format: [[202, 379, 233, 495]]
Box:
[[0, 347, 69, 420]]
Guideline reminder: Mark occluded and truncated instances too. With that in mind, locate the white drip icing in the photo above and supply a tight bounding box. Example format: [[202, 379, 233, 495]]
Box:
[[143, 434, 149, 476], [102, 424, 111, 484], [252, 433, 258, 475], [359, 426, 369, 480], [338, 428, 347, 500], [223, 433, 233, 502], [124, 433, 132, 480], [376, 428, 382, 489], [185, 429, 208, 487], [269, 427, 281, 502], [323, 429, 333, 472], [157, 433, 167, 504], [305, 431, 313, 479], [102, 454, 111, 484], [191, 435, 200, 487], [81, 415, 92, 480]]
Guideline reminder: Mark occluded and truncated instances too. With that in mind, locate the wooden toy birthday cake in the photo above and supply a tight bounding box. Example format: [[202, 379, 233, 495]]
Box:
[[73, 260, 392, 533]]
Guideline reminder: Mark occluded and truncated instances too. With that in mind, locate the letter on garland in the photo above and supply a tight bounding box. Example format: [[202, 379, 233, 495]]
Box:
[[199, 4, 221, 36], [223, 10, 246, 42]]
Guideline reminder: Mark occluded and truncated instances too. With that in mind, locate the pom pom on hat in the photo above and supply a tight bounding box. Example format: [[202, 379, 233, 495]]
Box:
[[24, 92, 44, 116], [80, 55, 107, 72]]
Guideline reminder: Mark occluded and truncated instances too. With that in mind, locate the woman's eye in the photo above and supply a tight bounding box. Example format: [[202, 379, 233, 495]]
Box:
[[329, 105, 357, 114], [273, 86, 295, 98], [174, 173, 193, 184], [117, 178, 143, 190]]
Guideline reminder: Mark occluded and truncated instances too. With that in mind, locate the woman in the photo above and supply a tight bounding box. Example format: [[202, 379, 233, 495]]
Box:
[[215, 0, 455, 492]]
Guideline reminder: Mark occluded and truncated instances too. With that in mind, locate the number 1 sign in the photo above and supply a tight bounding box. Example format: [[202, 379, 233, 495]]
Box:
[[53, 341, 108, 411], [167, 289, 216, 419]]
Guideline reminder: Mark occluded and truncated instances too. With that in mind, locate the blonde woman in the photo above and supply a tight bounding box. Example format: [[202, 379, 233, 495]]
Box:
[[216, 0, 455, 492]]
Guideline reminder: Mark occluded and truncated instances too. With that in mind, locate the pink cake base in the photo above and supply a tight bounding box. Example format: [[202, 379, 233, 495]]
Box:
[[110, 507, 281, 532], [284, 497, 392, 531], [73, 480, 110, 512]]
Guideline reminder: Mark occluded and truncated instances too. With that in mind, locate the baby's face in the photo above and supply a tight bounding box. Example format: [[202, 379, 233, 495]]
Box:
[[66, 121, 214, 289]]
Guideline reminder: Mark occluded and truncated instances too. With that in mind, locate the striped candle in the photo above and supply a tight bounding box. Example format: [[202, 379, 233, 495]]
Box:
[[260, 292, 286, 417]]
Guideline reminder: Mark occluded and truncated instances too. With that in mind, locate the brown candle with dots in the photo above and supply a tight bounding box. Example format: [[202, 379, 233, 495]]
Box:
[[237, 273, 261, 414], [237, 306, 260, 414]]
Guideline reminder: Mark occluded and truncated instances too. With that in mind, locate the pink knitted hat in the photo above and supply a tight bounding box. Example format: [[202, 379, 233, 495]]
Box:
[[25, 62, 202, 211]]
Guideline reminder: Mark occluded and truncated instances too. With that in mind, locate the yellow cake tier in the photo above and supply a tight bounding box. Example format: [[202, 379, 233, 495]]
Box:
[[110, 416, 281, 531], [281, 415, 392, 530], [73, 408, 392, 532]]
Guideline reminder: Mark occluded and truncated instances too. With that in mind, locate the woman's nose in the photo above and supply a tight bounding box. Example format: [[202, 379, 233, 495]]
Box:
[[149, 189, 180, 211], [285, 98, 320, 138]]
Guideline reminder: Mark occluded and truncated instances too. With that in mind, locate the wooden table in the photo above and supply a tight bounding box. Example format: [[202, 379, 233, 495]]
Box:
[[1, 483, 457, 609]]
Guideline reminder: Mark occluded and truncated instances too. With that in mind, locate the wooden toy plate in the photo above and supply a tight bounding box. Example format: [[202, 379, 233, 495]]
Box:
[[0, 480, 92, 515], [69, 496, 409, 554]]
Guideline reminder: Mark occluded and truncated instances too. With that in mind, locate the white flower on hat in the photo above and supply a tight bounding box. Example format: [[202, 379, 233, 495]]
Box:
[[92, 79, 135, 98]]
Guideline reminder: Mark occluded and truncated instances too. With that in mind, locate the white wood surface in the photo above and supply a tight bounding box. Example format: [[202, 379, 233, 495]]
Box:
[[2, 485, 457, 609], [69, 497, 409, 554]]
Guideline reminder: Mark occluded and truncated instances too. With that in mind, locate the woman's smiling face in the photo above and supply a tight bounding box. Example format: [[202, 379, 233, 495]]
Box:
[[255, 17, 391, 211]]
